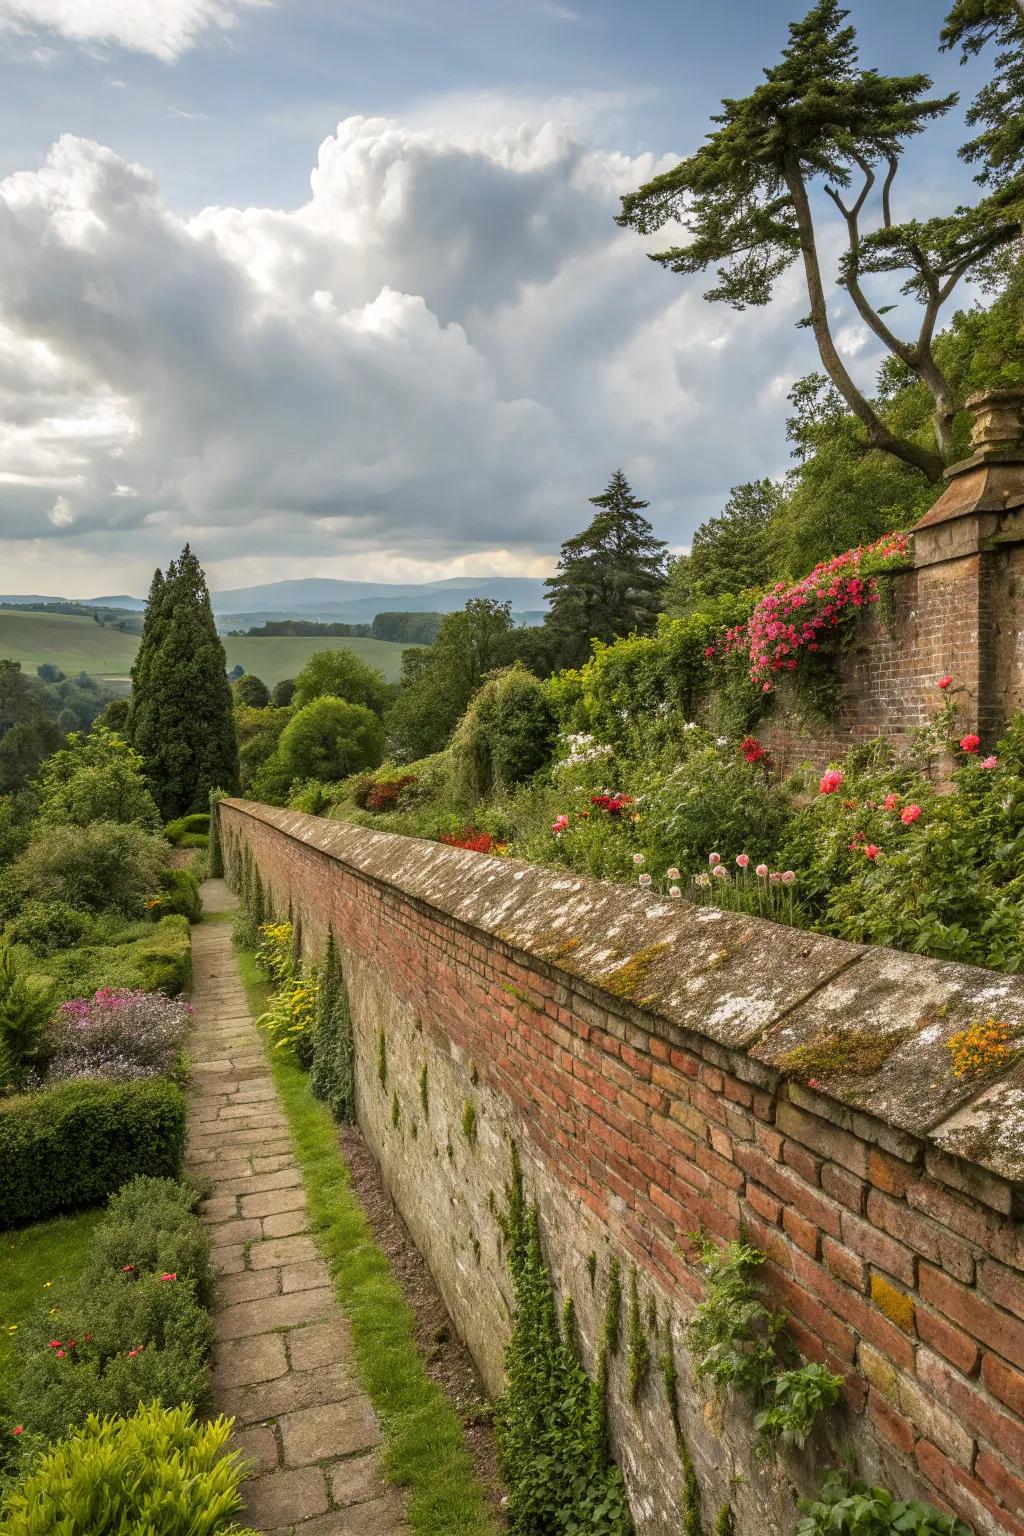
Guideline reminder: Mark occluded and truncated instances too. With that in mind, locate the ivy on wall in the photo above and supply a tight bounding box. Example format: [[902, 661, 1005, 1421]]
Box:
[[309, 931, 356, 1122]]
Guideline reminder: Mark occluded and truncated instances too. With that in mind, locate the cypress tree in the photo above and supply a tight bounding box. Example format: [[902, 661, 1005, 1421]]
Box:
[[127, 546, 238, 818], [544, 469, 667, 668]]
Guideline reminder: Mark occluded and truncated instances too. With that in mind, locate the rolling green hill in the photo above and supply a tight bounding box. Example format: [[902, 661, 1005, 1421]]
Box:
[[0, 608, 412, 687]]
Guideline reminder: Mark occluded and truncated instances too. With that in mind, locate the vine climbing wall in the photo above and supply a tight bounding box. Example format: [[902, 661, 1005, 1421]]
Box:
[[221, 799, 1024, 1536]]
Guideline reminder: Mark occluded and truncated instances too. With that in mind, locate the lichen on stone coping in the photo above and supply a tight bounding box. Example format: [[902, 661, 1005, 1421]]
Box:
[[222, 801, 1024, 1186]]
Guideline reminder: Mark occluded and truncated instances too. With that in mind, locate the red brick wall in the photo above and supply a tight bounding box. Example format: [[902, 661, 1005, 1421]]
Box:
[[221, 803, 1024, 1536], [763, 555, 1007, 772]]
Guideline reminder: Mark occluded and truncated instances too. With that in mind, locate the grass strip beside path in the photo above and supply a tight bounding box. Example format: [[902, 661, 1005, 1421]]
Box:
[[236, 948, 496, 1536]]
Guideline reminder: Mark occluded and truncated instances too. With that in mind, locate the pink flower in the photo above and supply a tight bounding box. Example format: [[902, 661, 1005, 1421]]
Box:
[[960, 734, 980, 754], [819, 770, 843, 795], [632, 853, 645, 866], [666, 866, 681, 880], [755, 863, 769, 878], [708, 852, 721, 866], [55, 1349, 65, 1358], [128, 1346, 144, 1359], [550, 814, 569, 836], [703, 646, 715, 659], [864, 844, 879, 861], [883, 793, 899, 812], [638, 873, 652, 888], [736, 853, 750, 869], [982, 755, 998, 770], [48, 1340, 61, 1349], [669, 886, 682, 898], [160, 1273, 177, 1283], [11, 1426, 23, 1436], [780, 870, 796, 885], [938, 675, 952, 690], [712, 865, 728, 880], [121, 1265, 135, 1274], [901, 805, 922, 825]]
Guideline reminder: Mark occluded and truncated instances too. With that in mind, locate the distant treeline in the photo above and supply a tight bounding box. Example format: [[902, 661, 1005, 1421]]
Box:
[[0, 600, 143, 633], [234, 611, 445, 644]]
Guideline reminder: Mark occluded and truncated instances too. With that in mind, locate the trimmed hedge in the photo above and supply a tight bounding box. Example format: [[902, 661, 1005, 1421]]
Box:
[[0, 1079, 187, 1228], [156, 869, 202, 924]]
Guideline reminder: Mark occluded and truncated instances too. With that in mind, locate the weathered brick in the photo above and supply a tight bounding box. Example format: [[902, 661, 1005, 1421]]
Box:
[[777, 1100, 868, 1177], [916, 1306, 980, 1376], [920, 1264, 1024, 1370], [982, 1352, 1024, 1419]]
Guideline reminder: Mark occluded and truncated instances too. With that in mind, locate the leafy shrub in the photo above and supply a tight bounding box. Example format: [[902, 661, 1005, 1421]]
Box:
[[3, 900, 92, 955], [257, 967, 317, 1065], [164, 812, 210, 847], [796, 1473, 972, 1536], [207, 789, 227, 877], [4, 821, 168, 919], [26, 915, 192, 1004], [0, 946, 56, 1092], [365, 773, 417, 811], [287, 778, 346, 815], [150, 868, 202, 924], [43, 989, 193, 1085], [0, 1403, 257, 1536], [0, 1079, 187, 1227], [33, 729, 160, 832], [452, 666, 558, 800], [271, 697, 385, 790], [292, 648, 391, 715]]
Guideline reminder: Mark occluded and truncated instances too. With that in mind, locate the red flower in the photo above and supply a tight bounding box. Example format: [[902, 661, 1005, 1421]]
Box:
[[960, 734, 980, 754], [938, 675, 952, 690], [11, 1426, 23, 1436], [883, 793, 899, 812], [819, 770, 843, 795], [55, 1349, 65, 1358], [48, 1340, 61, 1349], [901, 804, 922, 825], [703, 646, 715, 659], [160, 1272, 177, 1283], [864, 844, 879, 861], [121, 1265, 135, 1274]]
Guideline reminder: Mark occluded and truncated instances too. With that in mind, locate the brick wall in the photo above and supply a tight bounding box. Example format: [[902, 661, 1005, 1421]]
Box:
[[220, 801, 1024, 1536]]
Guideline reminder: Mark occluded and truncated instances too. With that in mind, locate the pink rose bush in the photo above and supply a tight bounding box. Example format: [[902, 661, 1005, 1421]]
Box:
[[43, 989, 193, 1084]]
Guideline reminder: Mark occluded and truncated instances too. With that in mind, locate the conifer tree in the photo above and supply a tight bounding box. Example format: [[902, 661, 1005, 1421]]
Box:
[[127, 546, 238, 818], [544, 470, 667, 668]]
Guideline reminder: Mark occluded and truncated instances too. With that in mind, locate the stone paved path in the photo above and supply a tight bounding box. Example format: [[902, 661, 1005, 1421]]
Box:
[[187, 881, 410, 1536]]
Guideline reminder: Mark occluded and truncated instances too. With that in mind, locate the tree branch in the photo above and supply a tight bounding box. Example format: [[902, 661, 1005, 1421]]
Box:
[[881, 154, 898, 229], [783, 156, 944, 482]]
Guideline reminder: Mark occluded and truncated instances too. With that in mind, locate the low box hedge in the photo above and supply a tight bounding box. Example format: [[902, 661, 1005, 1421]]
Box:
[[0, 1079, 187, 1228]]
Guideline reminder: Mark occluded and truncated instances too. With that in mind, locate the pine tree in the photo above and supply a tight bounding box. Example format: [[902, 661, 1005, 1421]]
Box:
[[544, 470, 667, 668], [127, 546, 238, 819]]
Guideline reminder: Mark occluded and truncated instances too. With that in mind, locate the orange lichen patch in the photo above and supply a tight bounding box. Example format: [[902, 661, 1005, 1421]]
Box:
[[870, 1273, 915, 1333], [946, 1018, 1013, 1079]]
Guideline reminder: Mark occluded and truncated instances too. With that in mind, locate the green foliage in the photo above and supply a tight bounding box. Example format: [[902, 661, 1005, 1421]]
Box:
[[231, 849, 266, 952], [942, 0, 1024, 194], [0, 1079, 187, 1227], [0, 946, 56, 1091], [34, 729, 160, 831], [127, 548, 239, 819], [754, 1363, 843, 1450], [495, 1148, 633, 1536], [377, 1026, 388, 1088], [666, 481, 781, 615], [164, 812, 210, 847], [233, 672, 270, 708], [152, 868, 202, 924], [0, 1403, 256, 1536], [386, 600, 522, 761], [207, 790, 227, 877], [309, 932, 355, 1122], [260, 697, 385, 800], [253, 922, 317, 1065], [625, 1266, 649, 1406], [271, 677, 295, 707], [545, 469, 667, 669], [461, 1100, 478, 1147], [0, 661, 62, 795], [372, 611, 445, 644], [235, 702, 292, 795], [4, 820, 168, 920], [2, 900, 92, 955], [452, 666, 558, 800], [797, 1472, 972, 1536], [26, 915, 192, 1004], [292, 648, 392, 715], [686, 1239, 783, 1395]]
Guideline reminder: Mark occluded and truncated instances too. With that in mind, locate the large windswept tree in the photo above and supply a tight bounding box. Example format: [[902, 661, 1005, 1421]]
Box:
[[617, 1, 1022, 482], [942, 0, 1024, 195], [128, 546, 238, 818], [545, 470, 667, 668]]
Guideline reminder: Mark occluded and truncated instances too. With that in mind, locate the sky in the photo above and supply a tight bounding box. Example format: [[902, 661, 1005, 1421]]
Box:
[[0, 0, 993, 598]]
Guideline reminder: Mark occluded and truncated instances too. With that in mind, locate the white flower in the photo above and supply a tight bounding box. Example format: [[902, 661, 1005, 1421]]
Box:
[[638, 873, 652, 887], [666, 866, 680, 880], [632, 853, 645, 866], [669, 886, 682, 898], [683, 721, 697, 731]]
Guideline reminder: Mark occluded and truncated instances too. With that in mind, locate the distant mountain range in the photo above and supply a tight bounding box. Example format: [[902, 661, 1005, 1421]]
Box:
[[0, 576, 549, 624]]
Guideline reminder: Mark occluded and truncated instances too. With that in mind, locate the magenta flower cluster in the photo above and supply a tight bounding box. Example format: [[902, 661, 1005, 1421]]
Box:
[[45, 988, 193, 1084], [718, 532, 910, 692]]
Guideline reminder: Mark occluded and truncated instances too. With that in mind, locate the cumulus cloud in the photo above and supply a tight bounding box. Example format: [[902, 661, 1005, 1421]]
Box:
[[0, 0, 266, 62], [0, 114, 861, 592]]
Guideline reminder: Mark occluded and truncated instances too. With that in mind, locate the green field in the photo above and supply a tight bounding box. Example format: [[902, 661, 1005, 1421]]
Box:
[[0, 609, 412, 686]]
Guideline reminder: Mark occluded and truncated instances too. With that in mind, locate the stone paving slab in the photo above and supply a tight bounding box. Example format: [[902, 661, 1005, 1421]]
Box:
[[188, 884, 408, 1535]]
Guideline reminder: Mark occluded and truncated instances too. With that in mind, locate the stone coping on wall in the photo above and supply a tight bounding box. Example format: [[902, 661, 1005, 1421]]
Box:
[[222, 800, 1024, 1187]]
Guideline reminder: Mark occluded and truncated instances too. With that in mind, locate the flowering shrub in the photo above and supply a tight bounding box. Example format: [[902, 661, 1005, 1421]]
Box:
[[717, 532, 910, 693], [365, 774, 417, 812], [43, 989, 193, 1085], [440, 829, 502, 854], [255, 922, 295, 987]]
